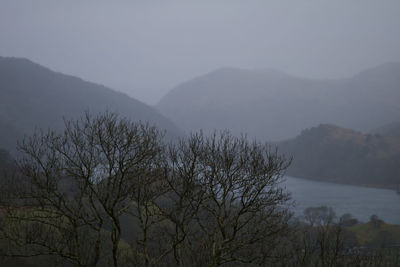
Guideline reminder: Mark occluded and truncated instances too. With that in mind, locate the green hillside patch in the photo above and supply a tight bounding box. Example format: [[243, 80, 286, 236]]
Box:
[[348, 222, 400, 247]]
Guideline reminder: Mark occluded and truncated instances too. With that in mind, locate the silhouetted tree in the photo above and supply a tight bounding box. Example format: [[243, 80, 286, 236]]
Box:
[[370, 214, 384, 228], [0, 112, 164, 266], [156, 132, 292, 266], [0, 113, 293, 267], [297, 206, 344, 266], [339, 213, 358, 227]]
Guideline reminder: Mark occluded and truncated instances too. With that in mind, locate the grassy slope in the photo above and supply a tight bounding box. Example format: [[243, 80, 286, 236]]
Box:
[[348, 222, 400, 247]]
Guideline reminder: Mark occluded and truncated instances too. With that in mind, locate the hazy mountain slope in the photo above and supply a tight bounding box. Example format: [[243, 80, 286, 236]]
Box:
[[278, 124, 400, 188], [157, 64, 400, 141], [372, 121, 400, 139], [0, 57, 182, 152]]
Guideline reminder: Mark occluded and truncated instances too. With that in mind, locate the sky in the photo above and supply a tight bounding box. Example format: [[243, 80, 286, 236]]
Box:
[[1, 0, 400, 104]]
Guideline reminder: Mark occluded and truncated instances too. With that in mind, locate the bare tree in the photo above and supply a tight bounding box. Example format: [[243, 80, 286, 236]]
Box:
[[155, 132, 292, 266], [294, 206, 345, 267], [0, 112, 164, 266], [0, 114, 293, 267]]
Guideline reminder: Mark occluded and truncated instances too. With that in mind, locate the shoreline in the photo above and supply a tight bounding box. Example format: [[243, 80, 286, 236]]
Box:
[[285, 175, 398, 191]]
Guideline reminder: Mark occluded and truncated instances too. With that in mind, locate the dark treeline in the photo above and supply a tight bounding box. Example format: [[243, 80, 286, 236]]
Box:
[[0, 113, 399, 267]]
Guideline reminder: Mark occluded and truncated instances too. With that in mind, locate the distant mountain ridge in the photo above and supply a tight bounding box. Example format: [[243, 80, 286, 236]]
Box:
[[0, 56, 182, 152], [278, 124, 400, 189], [157, 63, 400, 141]]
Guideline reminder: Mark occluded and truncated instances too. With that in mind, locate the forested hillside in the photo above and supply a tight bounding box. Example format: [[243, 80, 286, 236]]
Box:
[[279, 124, 400, 188]]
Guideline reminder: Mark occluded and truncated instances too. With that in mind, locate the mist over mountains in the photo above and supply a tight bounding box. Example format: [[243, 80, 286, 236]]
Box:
[[0, 56, 182, 152], [1, 2, 400, 265], [156, 63, 400, 189], [158, 63, 400, 141], [0, 56, 399, 188]]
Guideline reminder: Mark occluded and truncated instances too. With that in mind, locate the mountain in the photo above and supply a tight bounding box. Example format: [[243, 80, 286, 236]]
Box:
[[278, 124, 400, 189], [157, 63, 400, 141], [0, 57, 182, 152]]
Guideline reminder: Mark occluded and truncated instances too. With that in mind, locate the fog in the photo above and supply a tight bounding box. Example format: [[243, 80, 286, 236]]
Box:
[[1, 0, 400, 104], [2, 2, 400, 264]]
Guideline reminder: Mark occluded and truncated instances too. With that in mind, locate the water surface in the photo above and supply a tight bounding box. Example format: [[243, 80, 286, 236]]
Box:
[[284, 176, 400, 224]]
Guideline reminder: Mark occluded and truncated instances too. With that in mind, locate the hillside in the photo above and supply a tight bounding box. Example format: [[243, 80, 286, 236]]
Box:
[[373, 122, 400, 139], [0, 57, 182, 152], [278, 124, 400, 189], [349, 221, 400, 247], [157, 63, 400, 141], [0, 148, 12, 178]]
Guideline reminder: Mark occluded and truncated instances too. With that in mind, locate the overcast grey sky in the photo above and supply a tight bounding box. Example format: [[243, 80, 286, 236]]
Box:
[[1, 0, 399, 104]]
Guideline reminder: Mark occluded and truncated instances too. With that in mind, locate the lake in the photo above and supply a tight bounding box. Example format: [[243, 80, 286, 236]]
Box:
[[284, 176, 400, 224]]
